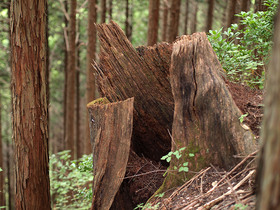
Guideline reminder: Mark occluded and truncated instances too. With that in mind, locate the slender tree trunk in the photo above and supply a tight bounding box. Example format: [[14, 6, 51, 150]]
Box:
[[191, 1, 198, 34], [227, 0, 237, 28], [205, 0, 215, 32], [10, 0, 51, 208], [167, 0, 181, 42], [66, 0, 77, 159], [162, 0, 169, 41], [184, 0, 189, 35], [257, 7, 280, 210], [147, 0, 160, 46], [63, 0, 69, 150], [76, 37, 81, 159], [86, 0, 97, 155], [0, 93, 5, 207], [125, 0, 132, 41], [222, 0, 228, 30], [6, 143, 12, 210], [101, 0, 107, 23], [109, 0, 113, 20]]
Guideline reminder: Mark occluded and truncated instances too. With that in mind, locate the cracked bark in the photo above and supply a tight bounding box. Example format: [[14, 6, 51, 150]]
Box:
[[156, 33, 257, 192]]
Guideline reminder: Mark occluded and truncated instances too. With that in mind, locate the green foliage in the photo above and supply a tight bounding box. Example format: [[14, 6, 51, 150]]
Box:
[[161, 147, 194, 176], [208, 0, 278, 89], [134, 202, 160, 210], [49, 151, 93, 209], [234, 203, 248, 210], [239, 113, 248, 123]]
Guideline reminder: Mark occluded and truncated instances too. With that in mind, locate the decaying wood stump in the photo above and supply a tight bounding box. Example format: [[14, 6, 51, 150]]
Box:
[[87, 97, 134, 210], [158, 33, 257, 191], [93, 21, 173, 161]]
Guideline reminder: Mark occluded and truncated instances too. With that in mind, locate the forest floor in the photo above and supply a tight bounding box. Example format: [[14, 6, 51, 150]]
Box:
[[125, 81, 263, 210]]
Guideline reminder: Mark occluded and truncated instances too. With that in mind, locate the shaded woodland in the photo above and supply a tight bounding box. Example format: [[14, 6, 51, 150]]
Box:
[[0, 0, 279, 209]]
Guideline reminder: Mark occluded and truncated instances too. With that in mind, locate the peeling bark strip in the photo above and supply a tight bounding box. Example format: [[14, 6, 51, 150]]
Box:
[[88, 98, 134, 210], [93, 21, 174, 161], [160, 33, 257, 190], [10, 0, 51, 209]]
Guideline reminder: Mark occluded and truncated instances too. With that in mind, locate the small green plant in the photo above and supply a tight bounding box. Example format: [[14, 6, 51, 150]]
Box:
[[49, 150, 93, 209], [161, 147, 194, 176], [134, 202, 160, 210], [239, 113, 248, 123], [234, 203, 248, 210]]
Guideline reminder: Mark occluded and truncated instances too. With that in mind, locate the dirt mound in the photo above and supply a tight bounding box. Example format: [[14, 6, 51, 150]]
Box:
[[226, 81, 264, 137]]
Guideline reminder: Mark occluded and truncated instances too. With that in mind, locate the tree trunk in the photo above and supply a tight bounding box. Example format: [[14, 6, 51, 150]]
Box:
[[94, 21, 173, 161], [86, 0, 97, 155], [125, 0, 132, 41], [101, 0, 107, 23], [0, 94, 4, 207], [108, 0, 113, 20], [167, 0, 181, 42], [227, 0, 237, 28], [76, 38, 81, 158], [158, 33, 257, 191], [161, 0, 169, 41], [256, 7, 280, 210], [10, 0, 51, 208], [66, 0, 77, 159], [88, 98, 134, 210], [184, 0, 189, 35], [191, 1, 198, 34], [205, 0, 215, 32], [147, 0, 160, 46]]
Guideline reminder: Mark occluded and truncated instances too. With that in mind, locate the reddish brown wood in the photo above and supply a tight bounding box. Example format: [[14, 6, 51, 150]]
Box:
[[10, 0, 51, 208], [167, 0, 181, 42], [88, 98, 134, 210], [147, 0, 160, 46], [159, 32, 257, 191], [162, 0, 169, 41], [94, 21, 174, 161]]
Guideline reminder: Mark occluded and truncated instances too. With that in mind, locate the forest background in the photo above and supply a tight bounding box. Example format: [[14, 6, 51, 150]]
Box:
[[0, 0, 277, 209]]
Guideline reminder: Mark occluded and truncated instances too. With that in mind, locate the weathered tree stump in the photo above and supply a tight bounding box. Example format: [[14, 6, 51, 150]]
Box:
[[158, 33, 257, 191], [87, 97, 134, 210], [93, 21, 174, 161]]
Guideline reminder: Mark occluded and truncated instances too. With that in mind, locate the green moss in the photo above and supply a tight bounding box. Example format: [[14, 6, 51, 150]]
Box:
[[87, 97, 110, 107]]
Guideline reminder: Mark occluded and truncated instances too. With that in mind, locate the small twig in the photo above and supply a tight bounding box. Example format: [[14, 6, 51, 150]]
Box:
[[58, 0, 70, 21], [123, 169, 166, 179]]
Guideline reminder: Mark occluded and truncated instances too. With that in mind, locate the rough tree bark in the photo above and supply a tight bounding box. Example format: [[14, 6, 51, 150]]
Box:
[[10, 0, 51, 208], [158, 33, 257, 191], [167, 0, 181, 42], [206, 0, 215, 32], [147, 0, 160, 46], [86, 0, 97, 155], [65, 0, 77, 159], [125, 0, 132, 41], [94, 21, 174, 161], [162, 0, 169, 41], [257, 7, 280, 210], [88, 98, 134, 210]]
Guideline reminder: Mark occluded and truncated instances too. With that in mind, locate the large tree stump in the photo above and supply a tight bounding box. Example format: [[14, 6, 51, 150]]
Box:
[[93, 21, 174, 160], [87, 98, 134, 210], [159, 33, 257, 191]]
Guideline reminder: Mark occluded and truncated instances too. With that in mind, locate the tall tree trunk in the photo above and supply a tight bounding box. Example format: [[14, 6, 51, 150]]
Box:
[[147, 0, 160, 46], [101, 0, 106, 23], [161, 0, 169, 41], [10, 0, 51, 208], [257, 7, 280, 210], [76, 34, 81, 159], [0, 93, 4, 207], [66, 0, 77, 159], [125, 0, 132, 41], [108, 0, 113, 20], [227, 0, 237, 28], [205, 0, 215, 32], [63, 0, 69, 150], [6, 143, 12, 210], [191, 1, 198, 34], [184, 0, 189, 35], [167, 0, 181, 42], [86, 0, 97, 155]]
